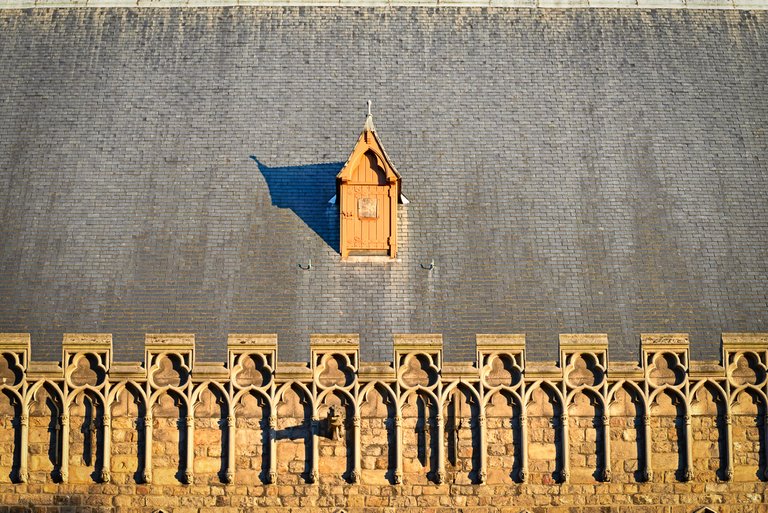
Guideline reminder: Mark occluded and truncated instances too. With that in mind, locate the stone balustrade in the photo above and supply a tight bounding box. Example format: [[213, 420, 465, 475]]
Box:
[[0, 332, 765, 512]]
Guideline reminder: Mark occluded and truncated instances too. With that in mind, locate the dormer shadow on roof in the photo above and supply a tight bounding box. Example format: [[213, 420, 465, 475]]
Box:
[[337, 102, 402, 260]]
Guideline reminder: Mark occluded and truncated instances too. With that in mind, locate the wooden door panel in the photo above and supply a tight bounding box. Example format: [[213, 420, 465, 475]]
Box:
[[339, 145, 398, 258], [343, 186, 391, 253]]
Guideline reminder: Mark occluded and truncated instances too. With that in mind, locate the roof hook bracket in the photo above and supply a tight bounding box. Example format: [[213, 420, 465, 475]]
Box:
[[298, 259, 313, 271], [420, 259, 435, 271]]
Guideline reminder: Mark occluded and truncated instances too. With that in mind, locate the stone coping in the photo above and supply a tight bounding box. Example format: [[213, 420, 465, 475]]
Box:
[[0, 0, 765, 9]]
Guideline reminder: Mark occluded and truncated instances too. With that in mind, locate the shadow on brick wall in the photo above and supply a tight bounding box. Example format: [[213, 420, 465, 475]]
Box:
[[252, 157, 343, 254]]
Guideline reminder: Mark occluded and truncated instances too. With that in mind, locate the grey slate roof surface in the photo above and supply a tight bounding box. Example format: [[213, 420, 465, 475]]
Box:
[[0, 7, 767, 363]]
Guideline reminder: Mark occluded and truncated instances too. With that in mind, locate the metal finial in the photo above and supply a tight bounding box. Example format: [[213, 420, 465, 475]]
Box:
[[367, 100, 372, 117]]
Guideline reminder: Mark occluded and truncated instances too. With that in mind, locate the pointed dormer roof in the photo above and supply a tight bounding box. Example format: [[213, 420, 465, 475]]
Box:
[[337, 101, 401, 184]]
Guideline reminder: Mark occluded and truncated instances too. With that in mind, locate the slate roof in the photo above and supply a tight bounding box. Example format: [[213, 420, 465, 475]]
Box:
[[0, 7, 767, 364]]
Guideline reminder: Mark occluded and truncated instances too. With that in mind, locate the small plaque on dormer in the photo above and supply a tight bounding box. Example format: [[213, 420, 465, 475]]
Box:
[[358, 197, 377, 219], [336, 102, 402, 259]]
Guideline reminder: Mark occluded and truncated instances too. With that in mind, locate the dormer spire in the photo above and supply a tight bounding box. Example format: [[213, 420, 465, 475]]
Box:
[[364, 99, 375, 133]]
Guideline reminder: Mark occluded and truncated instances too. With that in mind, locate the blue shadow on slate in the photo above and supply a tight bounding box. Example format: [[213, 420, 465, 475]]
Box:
[[252, 157, 344, 254]]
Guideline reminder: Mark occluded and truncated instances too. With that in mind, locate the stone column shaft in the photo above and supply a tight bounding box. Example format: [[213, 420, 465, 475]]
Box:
[[268, 415, 277, 484], [478, 414, 487, 484], [143, 415, 153, 483], [309, 417, 319, 483], [352, 415, 361, 483], [19, 413, 29, 483], [560, 413, 569, 483], [60, 414, 70, 482], [643, 413, 653, 481], [226, 415, 235, 483], [601, 414, 611, 482], [724, 413, 733, 481], [684, 413, 693, 481], [185, 415, 194, 484], [763, 415, 768, 481], [519, 411, 528, 483], [101, 414, 112, 482], [435, 413, 445, 484], [394, 415, 403, 484]]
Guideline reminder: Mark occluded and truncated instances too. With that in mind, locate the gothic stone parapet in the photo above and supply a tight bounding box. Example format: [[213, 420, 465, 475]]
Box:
[[0, 332, 766, 511]]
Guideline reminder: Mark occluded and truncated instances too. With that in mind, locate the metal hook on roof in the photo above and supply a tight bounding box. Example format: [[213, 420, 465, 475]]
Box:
[[420, 259, 435, 271], [298, 259, 313, 271]]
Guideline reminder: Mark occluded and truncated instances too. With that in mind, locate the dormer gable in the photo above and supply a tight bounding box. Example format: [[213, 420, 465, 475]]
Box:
[[337, 103, 401, 259], [337, 110, 401, 186]]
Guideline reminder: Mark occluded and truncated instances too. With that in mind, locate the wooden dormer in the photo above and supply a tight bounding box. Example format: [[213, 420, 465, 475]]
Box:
[[337, 103, 401, 259]]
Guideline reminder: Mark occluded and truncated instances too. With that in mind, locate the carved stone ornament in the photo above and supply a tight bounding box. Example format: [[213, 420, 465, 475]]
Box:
[[327, 406, 345, 441], [0, 330, 763, 498]]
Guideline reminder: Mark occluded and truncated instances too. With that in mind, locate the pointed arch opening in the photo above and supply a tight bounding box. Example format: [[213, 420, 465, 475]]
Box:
[[525, 382, 565, 484], [151, 390, 188, 485], [690, 382, 729, 481], [609, 382, 646, 483], [28, 382, 65, 482], [485, 389, 524, 483], [193, 383, 229, 484], [732, 388, 767, 481], [234, 389, 272, 485], [401, 389, 440, 484], [567, 389, 605, 483], [110, 382, 147, 483], [0, 389, 22, 483], [275, 383, 314, 484], [359, 383, 398, 485], [68, 389, 105, 483], [443, 383, 483, 484], [650, 388, 687, 482]]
